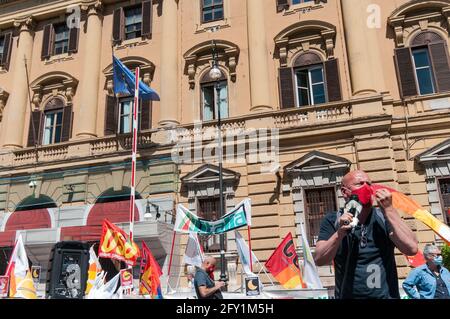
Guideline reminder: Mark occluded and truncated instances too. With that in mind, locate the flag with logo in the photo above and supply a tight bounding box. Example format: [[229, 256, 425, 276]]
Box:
[[85, 245, 102, 295], [183, 232, 204, 268], [139, 241, 163, 299], [372, 184, 450, 245], [98, 219, 140, 266], [235, 230, 259, 276], [265, 233, 304, 289], [5, 235, 37, 299], [299, 223, 323, 289]]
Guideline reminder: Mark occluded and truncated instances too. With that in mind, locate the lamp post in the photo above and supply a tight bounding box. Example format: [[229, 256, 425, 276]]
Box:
[[209, 40, 228, 288]]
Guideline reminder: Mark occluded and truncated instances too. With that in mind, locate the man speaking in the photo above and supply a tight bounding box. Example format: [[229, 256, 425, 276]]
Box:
[[314, 170, 418, 299]]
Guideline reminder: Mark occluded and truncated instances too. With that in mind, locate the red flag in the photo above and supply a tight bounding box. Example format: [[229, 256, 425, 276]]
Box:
[[98, 219, 140, 266], [139, 242, 163, 298], [406, 250, 426, 268], [265, 233, 304, 289]]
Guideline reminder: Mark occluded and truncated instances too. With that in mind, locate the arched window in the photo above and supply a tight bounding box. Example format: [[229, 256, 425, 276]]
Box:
[[200, 69, 229, 121], [395, 30, 450, 98]]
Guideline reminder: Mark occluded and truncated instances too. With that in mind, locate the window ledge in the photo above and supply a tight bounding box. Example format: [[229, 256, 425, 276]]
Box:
[[282, 3, 324, 16], [116, 38, 149, 50], [0, 67, 6, 74], [195, 19, 230, 34], [44, 53, 74, 65]]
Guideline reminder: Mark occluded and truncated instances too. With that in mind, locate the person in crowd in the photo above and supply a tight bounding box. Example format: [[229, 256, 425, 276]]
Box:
[[193, 256, 224, 299]]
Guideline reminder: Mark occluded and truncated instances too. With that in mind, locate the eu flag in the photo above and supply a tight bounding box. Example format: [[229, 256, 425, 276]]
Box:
[[113, 56, 160, 101]]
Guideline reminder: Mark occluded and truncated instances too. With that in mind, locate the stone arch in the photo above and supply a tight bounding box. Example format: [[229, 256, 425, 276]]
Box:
[[183, 40, 239, 89], [274, 20, 336, 67], [30, 72, 78, 109], [292, 51, 324, 68], [388, 0, 450, 47], [86, 187, 142, 226], [2, 195, 56, 231]]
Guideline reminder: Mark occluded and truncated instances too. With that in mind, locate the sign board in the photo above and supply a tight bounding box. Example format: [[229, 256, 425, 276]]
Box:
[[120, 269, 134, 289], [0, 276, 9, 298], [31, 266, 41, 285], [245, 277, 260, 297]]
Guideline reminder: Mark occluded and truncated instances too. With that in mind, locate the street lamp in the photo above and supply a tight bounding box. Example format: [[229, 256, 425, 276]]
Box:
[[209, 40, 228, 288]]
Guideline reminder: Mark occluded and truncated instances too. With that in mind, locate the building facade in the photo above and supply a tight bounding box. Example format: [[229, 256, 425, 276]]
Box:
[[0, 0, 450, 294]]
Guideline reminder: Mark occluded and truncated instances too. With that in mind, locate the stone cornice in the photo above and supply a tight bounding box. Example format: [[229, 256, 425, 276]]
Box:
[[80, 0, 103, 16], [13, 15, 36, 33]]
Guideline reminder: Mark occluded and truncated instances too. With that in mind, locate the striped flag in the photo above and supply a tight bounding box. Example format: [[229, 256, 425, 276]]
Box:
[[265, 233, 304, 289], [372, 184, 450, 245]]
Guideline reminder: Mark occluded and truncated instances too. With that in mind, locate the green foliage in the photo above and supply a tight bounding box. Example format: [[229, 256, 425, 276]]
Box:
[[442, 244, 450, 270]]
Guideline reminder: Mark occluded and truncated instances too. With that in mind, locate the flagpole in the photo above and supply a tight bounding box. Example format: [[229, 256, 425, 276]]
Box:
[[247, 226, 253, 272], [167, 231, 177, 276], [129, 67, 140, 242]]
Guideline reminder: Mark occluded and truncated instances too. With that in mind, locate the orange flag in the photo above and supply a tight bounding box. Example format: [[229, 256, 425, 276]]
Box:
[[405, 250, 426, 268], [139, 242, 163, 299], [265, 233, 304, 289], [98, 219, 140, 266], [372, 184, 450, 245]]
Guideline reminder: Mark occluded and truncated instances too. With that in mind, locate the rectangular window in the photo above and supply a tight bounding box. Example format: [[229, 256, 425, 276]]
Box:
[[201, 81, 228, 121], [53, 24, 70, 55], [0, 36, 4, 62], [412, 48, 436, 95], [439, 178, 450, 227], [295, 66, 326, 107], [201, 0, 224, 23], [197, 197, 226, 253], [43, 110, 63, 145], [304, 187, 337, 246], [118, 98, 141, 134], [124, 6, 142, 40]]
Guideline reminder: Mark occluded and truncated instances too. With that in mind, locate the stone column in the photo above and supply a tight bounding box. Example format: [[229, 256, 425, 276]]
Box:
[[159, 0, 179, 126], [247, 0, 272, 111], [2, 17, 35, 149], [341, 0, 386, 96], [75, 1, 103, 138]]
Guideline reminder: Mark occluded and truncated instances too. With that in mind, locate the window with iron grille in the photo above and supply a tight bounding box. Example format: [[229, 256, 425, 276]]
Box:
[[197, 197, 226, 253], [439, 179, 450, 226], [201, 0, 224, 24], [304, 187, 337, 246]]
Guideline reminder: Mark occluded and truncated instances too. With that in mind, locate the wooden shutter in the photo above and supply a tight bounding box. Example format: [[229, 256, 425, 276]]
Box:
[[395, 47, 418, 98], [140, 100, 152, 130], [429, 42, 450, 93], [325, 58, 342, 102], [27, 111, 42, 147], [277, 0, 289, 12], [0, 32, 13, 70], [61, 105, 73, 142], [41, 24, 54, 59], [104, 95, 118, 136], [112, 8, 124, 43], [68, 26, 79, 54], [142, 1, 152, 38], [278, 67, 296, 109]]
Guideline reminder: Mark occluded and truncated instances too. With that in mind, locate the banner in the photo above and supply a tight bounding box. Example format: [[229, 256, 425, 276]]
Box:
[[99, 219, 140, 266], [175, 199, 252, 234], [120, 269, 134, 290], [265, 233, 304, 289]]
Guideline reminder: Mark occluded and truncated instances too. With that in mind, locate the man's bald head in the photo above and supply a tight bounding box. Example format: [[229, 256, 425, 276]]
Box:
[[202, 256, 217, 271], [341, 170, 372, 201]]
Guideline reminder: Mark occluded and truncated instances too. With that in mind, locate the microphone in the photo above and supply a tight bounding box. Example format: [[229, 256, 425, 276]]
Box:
[[343, 195, 362, 230]]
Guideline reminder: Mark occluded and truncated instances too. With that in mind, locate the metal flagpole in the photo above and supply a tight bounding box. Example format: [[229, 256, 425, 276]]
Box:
[[129, 67, 140, 241]]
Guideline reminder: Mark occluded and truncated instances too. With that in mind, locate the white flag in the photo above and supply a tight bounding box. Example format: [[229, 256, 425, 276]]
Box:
[[235, 231, 259, 276], [6, 234, 37, 299], [299, 223, 323, 289], [85, 245, 102, 295], [183, 232, 204, 268]]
